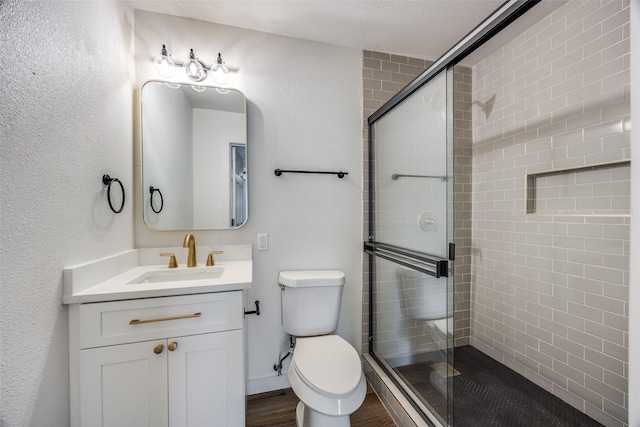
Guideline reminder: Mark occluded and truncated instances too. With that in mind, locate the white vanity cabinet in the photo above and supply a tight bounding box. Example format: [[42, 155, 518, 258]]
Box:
[[69, 291, 245, 427]]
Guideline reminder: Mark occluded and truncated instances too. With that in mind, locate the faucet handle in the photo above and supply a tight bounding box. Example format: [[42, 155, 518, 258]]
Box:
[[160, 253, 178, 268], [206, 251, 224, 266]]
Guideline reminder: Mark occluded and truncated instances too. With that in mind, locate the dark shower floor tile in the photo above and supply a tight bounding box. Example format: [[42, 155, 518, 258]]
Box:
[[396, 345, 604, 427]]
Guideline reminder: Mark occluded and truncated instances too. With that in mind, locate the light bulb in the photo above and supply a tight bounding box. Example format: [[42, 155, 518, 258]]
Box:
[[191, 85, 206, 92], [212, 53, 229, 86], [153, 44, 175, 78], [183, 49, 206, 82]]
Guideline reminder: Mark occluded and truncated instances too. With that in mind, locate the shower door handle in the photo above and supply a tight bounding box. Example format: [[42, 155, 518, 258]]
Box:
[[364, 242, 449, 278]]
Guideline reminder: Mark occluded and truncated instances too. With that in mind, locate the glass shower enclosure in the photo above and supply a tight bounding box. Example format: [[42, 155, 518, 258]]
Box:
[[365, 68, 455, 426]]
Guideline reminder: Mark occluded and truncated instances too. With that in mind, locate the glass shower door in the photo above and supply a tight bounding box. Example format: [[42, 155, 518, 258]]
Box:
[[366, 68, 454, 426]]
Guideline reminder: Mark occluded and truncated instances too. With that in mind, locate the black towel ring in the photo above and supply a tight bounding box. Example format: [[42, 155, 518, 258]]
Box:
[[149, 186, 164, 213], [102, 174, 125, 214]]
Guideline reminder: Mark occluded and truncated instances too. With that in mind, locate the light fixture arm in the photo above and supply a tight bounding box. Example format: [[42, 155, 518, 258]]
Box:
[[153, 44, 176, 78], [212, 52, 229, 85]]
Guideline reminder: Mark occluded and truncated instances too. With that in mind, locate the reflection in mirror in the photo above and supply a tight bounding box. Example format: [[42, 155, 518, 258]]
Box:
[[141, 81, 247, 230]]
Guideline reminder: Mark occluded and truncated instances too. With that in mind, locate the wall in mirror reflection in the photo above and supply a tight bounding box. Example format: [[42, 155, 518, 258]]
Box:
[[141, 81, 248, 230]]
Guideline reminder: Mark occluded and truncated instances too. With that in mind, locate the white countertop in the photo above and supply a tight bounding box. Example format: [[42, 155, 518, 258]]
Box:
[[63, 245, 252, 304]]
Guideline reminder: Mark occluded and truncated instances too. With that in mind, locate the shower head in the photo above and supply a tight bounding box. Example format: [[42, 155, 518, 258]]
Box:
[[472, 93, 496, 119]]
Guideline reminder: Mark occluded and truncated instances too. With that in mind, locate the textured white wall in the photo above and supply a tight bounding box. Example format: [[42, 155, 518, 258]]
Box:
[[133, 10, 363, 393], [0, 1, 134, 426]]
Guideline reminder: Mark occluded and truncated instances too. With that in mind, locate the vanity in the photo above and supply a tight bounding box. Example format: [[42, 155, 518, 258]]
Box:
[[64, 244, 252, 427], [64, 79, 252, 425]]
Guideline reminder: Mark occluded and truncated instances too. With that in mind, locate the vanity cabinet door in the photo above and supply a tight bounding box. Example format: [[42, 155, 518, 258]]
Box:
[[79, 340, 168, 427], [168, 329, 244, 427]]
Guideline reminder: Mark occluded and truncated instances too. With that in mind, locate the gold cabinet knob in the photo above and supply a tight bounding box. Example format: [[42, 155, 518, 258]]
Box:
[[168, 341, 178, 352], [154, 344, 164, 354], [206, 250, 224, 266], [160, 253, 178, 268]]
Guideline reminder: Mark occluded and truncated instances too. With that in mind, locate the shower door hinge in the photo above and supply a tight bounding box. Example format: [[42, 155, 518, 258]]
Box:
[[449, 243, 456, 261]]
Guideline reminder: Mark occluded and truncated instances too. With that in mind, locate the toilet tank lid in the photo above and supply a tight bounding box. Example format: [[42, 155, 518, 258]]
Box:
[[279, 270, 345, 287]]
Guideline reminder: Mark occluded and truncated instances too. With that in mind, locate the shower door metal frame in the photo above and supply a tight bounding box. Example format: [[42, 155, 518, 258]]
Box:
[[365, 1, 541, 425], [366, 66, 455, 427], [367, 0, 539, 126]]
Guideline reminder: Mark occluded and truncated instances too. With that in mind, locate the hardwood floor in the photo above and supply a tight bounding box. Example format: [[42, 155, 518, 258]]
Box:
[[246, 385, 396, 426]]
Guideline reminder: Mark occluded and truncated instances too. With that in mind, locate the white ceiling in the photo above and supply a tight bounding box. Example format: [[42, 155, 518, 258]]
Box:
[[128, 0, 507, 60]]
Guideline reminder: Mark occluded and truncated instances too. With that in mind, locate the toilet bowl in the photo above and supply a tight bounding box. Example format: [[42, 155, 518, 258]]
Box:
[[288, 335, 366, 427], [398, 267, 455, 395], [279, 270, 366, 427]]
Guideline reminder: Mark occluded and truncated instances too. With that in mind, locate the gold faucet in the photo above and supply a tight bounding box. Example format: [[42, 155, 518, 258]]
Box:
[[183, 233, 197, 267]]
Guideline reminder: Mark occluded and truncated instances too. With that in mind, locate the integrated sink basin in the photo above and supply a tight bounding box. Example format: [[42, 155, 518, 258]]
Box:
[[127, 266, 224, 285]]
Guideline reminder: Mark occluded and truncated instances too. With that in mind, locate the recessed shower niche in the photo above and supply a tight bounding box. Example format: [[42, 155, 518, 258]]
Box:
[[525, 160, 631, 216]]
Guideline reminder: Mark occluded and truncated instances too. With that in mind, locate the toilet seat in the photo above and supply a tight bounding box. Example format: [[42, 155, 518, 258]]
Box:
[[289, 335, 366, 417], [293, 335, 362, 396]]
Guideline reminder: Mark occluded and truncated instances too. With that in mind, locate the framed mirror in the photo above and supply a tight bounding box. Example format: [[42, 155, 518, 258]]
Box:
[[141, 81, 247, 230]]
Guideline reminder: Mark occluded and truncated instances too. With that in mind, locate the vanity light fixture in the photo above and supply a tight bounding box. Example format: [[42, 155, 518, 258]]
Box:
[[153, 45, 232, 88], [211, 53, 229, 86], [153, 44, 175, 78], [183, 49, 207, 82]]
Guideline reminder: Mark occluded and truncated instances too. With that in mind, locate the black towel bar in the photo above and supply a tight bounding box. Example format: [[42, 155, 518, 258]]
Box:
[[274, 169, 348, 178]]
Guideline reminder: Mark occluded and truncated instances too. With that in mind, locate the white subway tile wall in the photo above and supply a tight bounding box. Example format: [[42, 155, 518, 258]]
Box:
[[471, 1, 630, 426], [362, 1, 629, 425]]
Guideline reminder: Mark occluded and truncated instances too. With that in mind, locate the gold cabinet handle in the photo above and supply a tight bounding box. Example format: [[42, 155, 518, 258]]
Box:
[[160, 253, 178, 268], [206, 250, 224, 266], [154, 344, 164, 354], [168, 341, 178, 352], [129, 312, 202, 325]]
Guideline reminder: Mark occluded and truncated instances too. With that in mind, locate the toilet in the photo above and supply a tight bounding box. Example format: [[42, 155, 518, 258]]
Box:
[[280, 270, 366, 427], [398, 267, 453, 343], [398, 268, 455, 395]]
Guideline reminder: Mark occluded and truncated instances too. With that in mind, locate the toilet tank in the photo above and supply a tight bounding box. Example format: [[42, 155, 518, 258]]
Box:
[[280, 270, 345, 337], [398, 267, 452, 320]]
